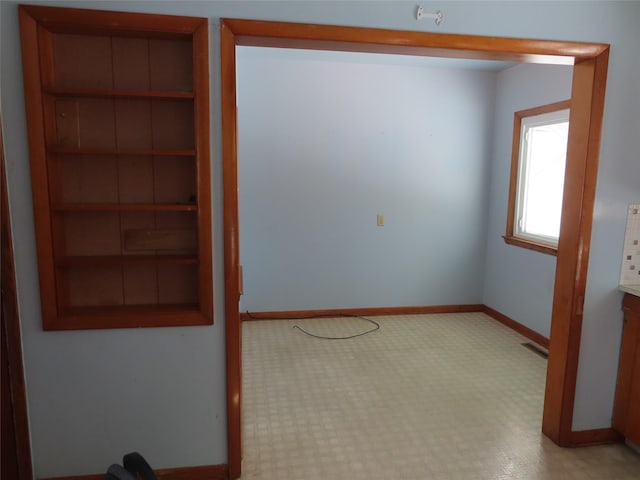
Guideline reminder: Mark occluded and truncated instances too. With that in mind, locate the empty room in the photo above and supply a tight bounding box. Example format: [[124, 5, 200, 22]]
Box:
[[2, 1, 640, 480], [234, 45, 637, 479]]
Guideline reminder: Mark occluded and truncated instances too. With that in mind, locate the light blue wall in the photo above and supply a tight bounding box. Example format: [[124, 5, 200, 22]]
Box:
[[237, 47, 495, 312], [483, 64, 574, 338], [2, 1, 639, 476]]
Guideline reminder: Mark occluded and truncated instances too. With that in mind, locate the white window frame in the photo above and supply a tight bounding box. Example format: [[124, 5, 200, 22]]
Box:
[[505, 100, 571, 256]]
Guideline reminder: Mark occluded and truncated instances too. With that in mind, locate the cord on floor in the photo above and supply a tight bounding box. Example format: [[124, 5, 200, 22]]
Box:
[[244, 311, 380, 340]]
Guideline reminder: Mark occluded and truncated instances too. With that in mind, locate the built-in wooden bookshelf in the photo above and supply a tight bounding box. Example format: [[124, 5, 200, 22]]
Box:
[[19, 5, 212, 330]]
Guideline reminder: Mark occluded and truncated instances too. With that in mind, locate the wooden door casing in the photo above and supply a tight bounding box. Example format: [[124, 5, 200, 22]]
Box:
[[221, 19, 610, 478], [1, 115, 33, 479]]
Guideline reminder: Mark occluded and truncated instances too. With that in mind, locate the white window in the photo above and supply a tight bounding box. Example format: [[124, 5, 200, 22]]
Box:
[[505, 101, 570, 255]]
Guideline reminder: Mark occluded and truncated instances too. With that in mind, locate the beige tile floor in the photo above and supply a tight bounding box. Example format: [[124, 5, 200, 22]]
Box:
[[241, 313, 640, 479]]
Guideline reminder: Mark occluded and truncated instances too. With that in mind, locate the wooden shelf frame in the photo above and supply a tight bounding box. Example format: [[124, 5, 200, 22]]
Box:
[[60, 304, 204, 330], [19, 5, 213, 330], [52, 203, 198, 212], [48, 147, 196, 157], [43, 86, 195, 99], [55, 254, 199, 267]]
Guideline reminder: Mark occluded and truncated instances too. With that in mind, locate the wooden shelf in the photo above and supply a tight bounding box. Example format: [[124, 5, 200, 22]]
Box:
[[64, 303, 201, 315], [49, 147, 196, 157], [44, 86, 194, 99], [52, 203, 197, 212], [57, 304, 208, 330], [20, 5, 212, 330], [56, 255, 198, 267]]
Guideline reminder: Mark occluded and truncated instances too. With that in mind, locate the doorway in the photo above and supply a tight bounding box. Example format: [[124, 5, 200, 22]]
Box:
[[220, 19, 609, 479]]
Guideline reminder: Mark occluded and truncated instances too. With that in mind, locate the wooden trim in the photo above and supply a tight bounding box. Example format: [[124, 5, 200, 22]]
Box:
[[50, 310, 210, 331], [153, 464, 228, 480], [244, 305, 552, 353], [241, 304, 484, 321], [19, 5, 206, 37], [52, 204, 198, 212], [504, 99, 571, 257], [503, 235, 558, 256], [220, 21, 242, 480], [55, 255, 198, 267], [42, 475, 107, 480], [42, 87, 195, 99], [514, 100, 572, 120], [193, 19, 214, 324], [569, 428, 623, 446], [221, 18, 611, 475], [542, 50, 610, 446], [482, 306, 550, 349], [1, 117, 34, 478], [49, 148, 196, 156], [223, 18, 608, 62], [19, 5, 59, 328], [41, 463, 228, 480]]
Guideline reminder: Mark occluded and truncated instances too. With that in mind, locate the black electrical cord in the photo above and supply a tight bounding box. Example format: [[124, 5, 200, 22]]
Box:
[[244, 311, 380, 340]]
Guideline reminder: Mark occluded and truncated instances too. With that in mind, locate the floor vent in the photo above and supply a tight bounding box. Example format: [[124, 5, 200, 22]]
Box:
[[522, 342, 549, 359]]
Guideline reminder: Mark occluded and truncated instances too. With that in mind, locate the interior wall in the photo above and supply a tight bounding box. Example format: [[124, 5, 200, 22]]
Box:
[[237, 47, 495, 312], [0, 3, 228, 478], [1, 1, 639, 476], [572, 4, 640, 431], [482, 63, 574, 338]]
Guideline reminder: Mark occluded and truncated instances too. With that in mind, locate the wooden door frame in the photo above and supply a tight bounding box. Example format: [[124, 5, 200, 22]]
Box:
[[1, 117, 33, 479], [220, 19, 609, 479]]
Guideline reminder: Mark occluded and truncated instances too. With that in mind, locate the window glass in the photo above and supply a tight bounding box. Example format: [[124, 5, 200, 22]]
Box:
[[516, 109, 569, 244]]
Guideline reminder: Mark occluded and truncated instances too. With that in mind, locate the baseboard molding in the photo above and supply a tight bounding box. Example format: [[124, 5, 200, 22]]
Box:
[[42, 464, 228, 480], [569, 428, 623, 446], [482, 306, 550, 349], [242, 304, 552, 351], [241, 304, 484, 321]]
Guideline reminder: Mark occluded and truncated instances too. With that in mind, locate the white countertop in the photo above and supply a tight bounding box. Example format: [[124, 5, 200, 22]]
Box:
[[619, 284, 640, 297]]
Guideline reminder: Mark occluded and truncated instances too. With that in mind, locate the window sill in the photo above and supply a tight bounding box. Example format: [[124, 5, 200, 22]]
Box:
[[503, 235, 558, 256]]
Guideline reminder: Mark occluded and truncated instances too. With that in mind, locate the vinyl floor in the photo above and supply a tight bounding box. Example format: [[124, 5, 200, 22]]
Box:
[[241, 313, 640, 479]]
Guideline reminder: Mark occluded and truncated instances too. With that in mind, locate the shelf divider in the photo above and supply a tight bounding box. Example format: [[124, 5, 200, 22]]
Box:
[[43, 86, 195, 99], [49, 147, 196, 157], [52, 203, 198, 212], [56, 255, 199, 267]]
